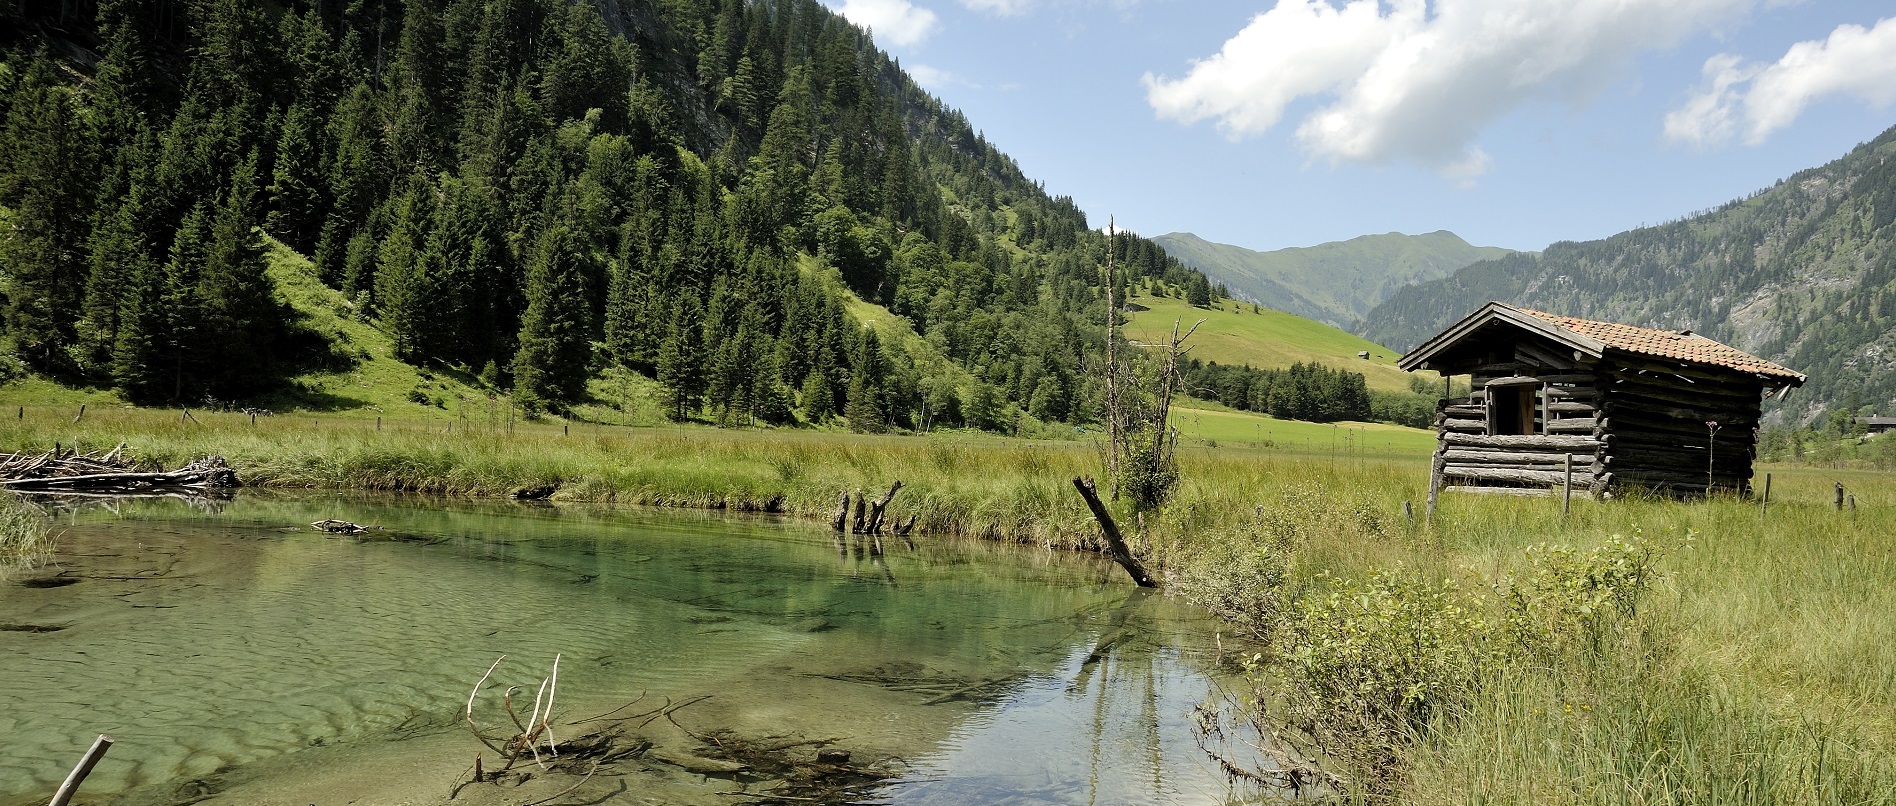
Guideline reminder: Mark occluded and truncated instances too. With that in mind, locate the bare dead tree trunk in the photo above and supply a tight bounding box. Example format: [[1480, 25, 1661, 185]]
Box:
[[830, 491, 851, 533], [1104, 218, 1121, 500], [1148, 318, 1203, 476], [865, 481, 903, 535], [1072, 476, 1157, 587]]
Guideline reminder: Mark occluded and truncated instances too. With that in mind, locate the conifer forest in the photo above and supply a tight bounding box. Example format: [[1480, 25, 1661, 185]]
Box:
[[0, 0, 1392, 432]]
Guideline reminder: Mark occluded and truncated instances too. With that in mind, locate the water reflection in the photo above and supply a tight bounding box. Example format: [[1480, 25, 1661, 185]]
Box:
[[0, 494, 1254, 805]]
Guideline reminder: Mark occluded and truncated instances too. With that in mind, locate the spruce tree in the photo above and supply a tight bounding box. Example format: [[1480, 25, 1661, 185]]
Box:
[[0, 60, 97, 370], [196, 152, 279, 395], [844, 328, 887, 432], [656, 296, 707, 421], [510, 224, 594, 412]]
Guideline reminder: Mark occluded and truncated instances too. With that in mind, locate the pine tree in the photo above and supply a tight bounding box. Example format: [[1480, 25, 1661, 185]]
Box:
[[0, 60, 97, 370], [267, 101, 329, 251], [656, 296, 707, 421], [196, 151, 280, 394], [510, 224, 595, 412], [844, 328, 887, 432], [375, 171, 438, 360]]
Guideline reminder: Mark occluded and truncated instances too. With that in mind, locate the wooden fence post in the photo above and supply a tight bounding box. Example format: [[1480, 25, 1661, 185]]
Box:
[[1835, 482, 1845, 512], [1761, 472, 1771, 514], [73, 404, 84, 423], [1562, 453, 1573, 516]]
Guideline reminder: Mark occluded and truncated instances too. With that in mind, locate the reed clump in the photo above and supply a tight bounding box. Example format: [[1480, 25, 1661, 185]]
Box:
[[0, 493, 52, 578]]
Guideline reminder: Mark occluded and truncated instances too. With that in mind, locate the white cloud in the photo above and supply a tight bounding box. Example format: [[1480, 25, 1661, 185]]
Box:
[[907, 64, 973, 91], [1668, 16, 1896, 147], [1143, 0, 1751, 178], [831, 0, 940, 47], [961, 0, 1031, 15]]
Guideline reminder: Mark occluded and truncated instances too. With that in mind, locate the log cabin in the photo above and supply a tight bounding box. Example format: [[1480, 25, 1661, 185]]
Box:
[[1398, 302, 1805, 498]]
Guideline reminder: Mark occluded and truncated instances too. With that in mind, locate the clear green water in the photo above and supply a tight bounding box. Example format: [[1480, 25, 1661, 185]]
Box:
[[0, 494, 1252, 805]]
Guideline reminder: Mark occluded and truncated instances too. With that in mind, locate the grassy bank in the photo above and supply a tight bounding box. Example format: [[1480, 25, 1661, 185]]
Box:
[[5, 405, 1893, 802]]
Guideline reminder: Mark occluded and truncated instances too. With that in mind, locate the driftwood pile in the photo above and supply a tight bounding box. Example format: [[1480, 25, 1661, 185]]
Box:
[[0, 445, 239, 493]]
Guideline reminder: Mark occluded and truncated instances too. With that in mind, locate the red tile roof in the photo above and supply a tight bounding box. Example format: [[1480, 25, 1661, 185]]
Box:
[[1499, 303, 1804, 381]]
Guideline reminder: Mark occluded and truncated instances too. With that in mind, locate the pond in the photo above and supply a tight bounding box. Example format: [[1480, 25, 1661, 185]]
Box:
[[0, 494, 1258, 805]]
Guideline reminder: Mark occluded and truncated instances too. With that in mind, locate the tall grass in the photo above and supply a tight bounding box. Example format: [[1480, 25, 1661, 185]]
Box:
[[0, 493, 52, 579], [7, 405, 1895, 801]]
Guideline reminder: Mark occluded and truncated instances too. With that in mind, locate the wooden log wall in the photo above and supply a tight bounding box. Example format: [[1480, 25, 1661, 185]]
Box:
[[1596, 361, 1763, 494], [1425, 334, 1777, 498]]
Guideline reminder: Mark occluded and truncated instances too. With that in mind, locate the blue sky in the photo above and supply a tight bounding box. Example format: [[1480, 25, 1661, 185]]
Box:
[[820, 0, 1896, 253]]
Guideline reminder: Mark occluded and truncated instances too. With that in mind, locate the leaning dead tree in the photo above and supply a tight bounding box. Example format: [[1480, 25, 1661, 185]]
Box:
[[0, 445, 238, 493], [1072, 476, 1156, 587]]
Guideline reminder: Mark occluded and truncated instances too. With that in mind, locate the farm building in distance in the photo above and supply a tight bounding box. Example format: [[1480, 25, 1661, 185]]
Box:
[[1398, 302, 1805, 498]]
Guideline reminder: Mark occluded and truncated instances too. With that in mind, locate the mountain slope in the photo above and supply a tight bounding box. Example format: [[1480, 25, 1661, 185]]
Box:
[[0, 0, 1232, 434], [1123, 293, 1418, 393], [1153, 230, 1513, 328], [1359, 123, 1896, 422]]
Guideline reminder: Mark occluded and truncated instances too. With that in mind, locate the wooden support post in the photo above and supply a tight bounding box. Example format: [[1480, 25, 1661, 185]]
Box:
[[1562, 454, 1573, 516], [377, 416, 382, 431], [1835, 482, 1845, 512], [73, 404, 85, 423], [1426, 454, 1444, 522], [1072, 476, 1156, 588], [1762, 473, 1771, 514], [563, 424, 569, 436], [49, 734, 113, 806]]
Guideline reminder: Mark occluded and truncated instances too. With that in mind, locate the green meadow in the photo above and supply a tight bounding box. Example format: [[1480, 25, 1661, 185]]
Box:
[[1123, 292, 1429, 393], [2, 400, 1892, 803]]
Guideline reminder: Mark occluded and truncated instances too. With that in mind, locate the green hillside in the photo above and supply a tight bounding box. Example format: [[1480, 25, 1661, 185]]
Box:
[[1123, 293, 1427, 393], [1153, 230, 1513, 329], [0, 0, 1225, 436]]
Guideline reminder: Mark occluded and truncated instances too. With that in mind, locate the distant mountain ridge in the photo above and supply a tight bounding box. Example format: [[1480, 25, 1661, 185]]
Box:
[[1152, 230, 1515, 329], [1358, 123, 1896, 423]]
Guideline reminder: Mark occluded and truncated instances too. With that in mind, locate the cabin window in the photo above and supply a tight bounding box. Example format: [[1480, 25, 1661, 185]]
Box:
[[1487, 383, 1540, 436]]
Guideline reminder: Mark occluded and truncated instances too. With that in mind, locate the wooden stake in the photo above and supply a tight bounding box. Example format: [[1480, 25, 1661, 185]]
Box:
[[1402, 500, 1413, 522], [1426, 453, 1444, 522], [830, 491, 851, 533], [1562, 453, 1573, 516], [1835, 482, 1845, 512], [377, 416, 382, 431], [72, 404, 84, 423], [49, 734, 113, 806], [1072, 476, 1157, 588], [1762, 472, 1771, 514], [563, 424, 569, 436]]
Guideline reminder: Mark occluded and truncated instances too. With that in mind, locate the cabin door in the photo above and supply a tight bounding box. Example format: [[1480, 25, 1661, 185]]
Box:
[[1488, 383, 1539, 436]]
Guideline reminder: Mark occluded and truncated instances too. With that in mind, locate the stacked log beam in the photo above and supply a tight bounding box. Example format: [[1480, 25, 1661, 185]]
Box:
[[1596, 361, 1763, 494]]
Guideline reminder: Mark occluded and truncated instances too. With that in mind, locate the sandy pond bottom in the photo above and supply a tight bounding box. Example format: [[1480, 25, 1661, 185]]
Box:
[[0, 494, 1257, 805]]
